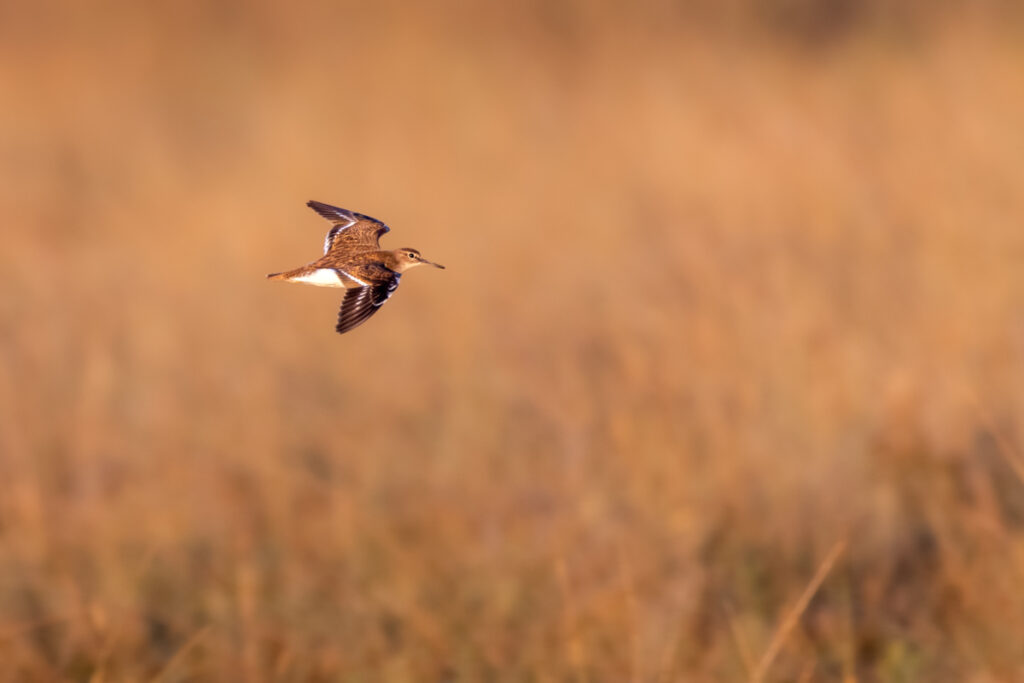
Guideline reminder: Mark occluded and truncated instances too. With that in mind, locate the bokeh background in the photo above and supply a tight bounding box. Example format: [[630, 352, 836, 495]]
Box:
[[3, 1, 1024, 680]]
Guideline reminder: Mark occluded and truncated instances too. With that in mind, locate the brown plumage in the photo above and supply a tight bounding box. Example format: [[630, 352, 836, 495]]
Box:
[[268, 201, 445, 334]]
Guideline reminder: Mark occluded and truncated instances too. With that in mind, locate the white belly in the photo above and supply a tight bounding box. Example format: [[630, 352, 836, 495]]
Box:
[[291, 268, 345, 288]]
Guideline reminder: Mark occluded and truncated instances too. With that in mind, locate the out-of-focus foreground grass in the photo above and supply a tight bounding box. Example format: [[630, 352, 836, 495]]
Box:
[[2, 2, 1024, 680]]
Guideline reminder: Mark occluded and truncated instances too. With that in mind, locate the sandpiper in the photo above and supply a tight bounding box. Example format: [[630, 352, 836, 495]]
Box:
[[268, 200, 445, 334]]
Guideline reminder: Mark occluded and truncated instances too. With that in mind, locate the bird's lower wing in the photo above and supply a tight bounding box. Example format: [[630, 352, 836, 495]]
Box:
[[335, 276, 400, 334]]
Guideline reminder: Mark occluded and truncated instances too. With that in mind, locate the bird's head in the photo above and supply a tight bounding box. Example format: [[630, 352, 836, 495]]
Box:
[[393, 248, 445, 273]]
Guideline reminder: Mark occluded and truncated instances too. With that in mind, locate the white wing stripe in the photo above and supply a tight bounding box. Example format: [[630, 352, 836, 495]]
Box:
[[338, 270, 368, 287]]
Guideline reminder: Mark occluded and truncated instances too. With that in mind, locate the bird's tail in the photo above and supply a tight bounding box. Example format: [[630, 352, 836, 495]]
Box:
[[267, 269, 298, 281]]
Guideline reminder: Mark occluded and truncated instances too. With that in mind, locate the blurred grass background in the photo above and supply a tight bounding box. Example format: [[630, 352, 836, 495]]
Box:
[[3, 0, 1024, 680]]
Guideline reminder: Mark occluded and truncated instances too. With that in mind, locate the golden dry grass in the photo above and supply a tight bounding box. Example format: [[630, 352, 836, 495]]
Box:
[[2, 2, 1024, 680]]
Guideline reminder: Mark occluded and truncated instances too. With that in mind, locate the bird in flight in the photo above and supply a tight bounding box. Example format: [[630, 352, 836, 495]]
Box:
[[268, 201, 445, 334]]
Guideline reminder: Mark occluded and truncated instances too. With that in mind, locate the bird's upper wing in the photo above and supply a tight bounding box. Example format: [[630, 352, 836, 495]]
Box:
[[308, 200, 390, 254], [335, 270, 401, 334]]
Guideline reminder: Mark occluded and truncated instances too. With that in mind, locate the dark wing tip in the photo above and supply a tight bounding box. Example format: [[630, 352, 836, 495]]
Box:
[[334, 277, 399, 335], [335, 309, 376, 334], [308, 201, 390, 234], [335, 287, 378, 334], [307, 200, 353, 223], [307, 199, 333, 212]]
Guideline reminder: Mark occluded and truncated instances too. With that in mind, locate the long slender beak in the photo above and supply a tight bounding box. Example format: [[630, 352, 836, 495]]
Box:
[[425, 259, 445, 269]]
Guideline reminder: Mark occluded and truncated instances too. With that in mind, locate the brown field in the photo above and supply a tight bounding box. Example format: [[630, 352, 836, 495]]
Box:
[[3, 2, 1024, 680]]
